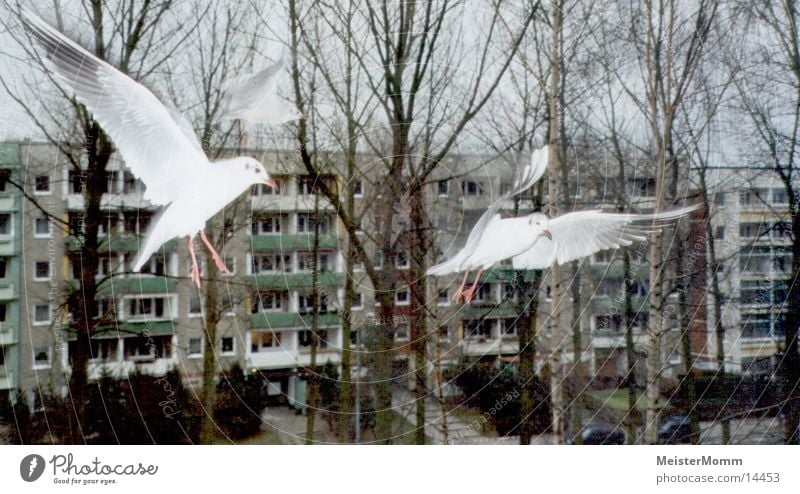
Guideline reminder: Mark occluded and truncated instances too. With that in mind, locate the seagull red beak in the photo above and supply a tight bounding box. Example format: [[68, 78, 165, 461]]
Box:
[[264, 178, 278, 189], [543, 228, 553, 240]]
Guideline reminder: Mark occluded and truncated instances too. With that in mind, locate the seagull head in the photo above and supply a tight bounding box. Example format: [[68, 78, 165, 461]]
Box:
[[240, 157, 277, 189], [527, 212, 552, 240]]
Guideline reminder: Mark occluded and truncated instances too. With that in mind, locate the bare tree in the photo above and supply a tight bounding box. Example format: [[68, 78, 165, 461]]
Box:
[[0, 0, 193, 443]]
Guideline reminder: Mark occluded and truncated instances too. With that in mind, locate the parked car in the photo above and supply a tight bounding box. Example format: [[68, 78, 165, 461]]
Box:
[[567, 424, 626, 445], [658, 415, 692, 444]]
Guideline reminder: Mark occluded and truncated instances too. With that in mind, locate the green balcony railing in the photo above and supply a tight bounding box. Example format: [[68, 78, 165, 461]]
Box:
[[250, 234, 340, 251], [249, 312, 341, 329], [247, 271, 343, 290]]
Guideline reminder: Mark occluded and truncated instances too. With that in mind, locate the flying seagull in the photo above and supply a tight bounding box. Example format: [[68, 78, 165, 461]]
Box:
[[427, 146, 550, 302], [220, 56, 303, 146], [427, 145, 699, 302], [21, 10, 277, 287]]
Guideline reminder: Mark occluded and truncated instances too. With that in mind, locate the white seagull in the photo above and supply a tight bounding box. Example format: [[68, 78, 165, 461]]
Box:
[[427, 145, 699, 302], [220, 56, 303, 146], [427, 146, 550, 302], [21, 10, 277, 287]]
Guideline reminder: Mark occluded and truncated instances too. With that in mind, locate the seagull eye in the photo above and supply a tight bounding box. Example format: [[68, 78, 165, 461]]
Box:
[[255, 168, 261, 174]]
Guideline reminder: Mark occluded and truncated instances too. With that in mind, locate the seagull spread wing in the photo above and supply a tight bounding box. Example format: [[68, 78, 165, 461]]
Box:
[[21, 10, 208, 206], [512, 204, 700, 269], [427, 145, 549, 275], [221, 58, 286, 117]]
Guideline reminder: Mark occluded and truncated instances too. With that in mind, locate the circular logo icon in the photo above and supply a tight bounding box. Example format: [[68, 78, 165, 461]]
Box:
[[20, 454, 45, 482]]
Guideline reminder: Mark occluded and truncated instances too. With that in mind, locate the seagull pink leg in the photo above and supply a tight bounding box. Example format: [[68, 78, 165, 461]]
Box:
[[199, 229, 230, 273], [462, 267, 485, 303], [188, 235, 201, 288], [453, 268, 471, 303]]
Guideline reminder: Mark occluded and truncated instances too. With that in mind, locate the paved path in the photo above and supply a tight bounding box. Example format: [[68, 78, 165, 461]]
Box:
[[391, 385, 519, 444], [261, 406, 331, 445]]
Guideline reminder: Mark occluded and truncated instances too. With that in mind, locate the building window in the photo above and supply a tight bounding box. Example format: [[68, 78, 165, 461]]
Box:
[[714, 192, 725, 206], [739, 222, 763, 238], [251, 253, 292, 274], [0, 213, 11, 236], [353, 180, 363, 197], [251, 331, 282, 352], [34, 261, 51, 281], [395, 324, 410, 341], [123, 211, 151, 235], [124, 335, 172, 361], [437, 180, 449, 197], [595, 314, 623, 332], [351, 292, 363, 309], [396, 251, 409, 269], [34, 216, 51, 237], [188, 337, 202, 357], [500, 319, 518, 337], [464, 319, 494, 339], [34, 175, 51, 194], [0, 258, 6, 279], [220, 337, 235, 355], [223, 256, 236, 275], [253, 177, 283, 196], [772, 188, 788, 205], [626, 178, 656, 198], [298, 251, 331, 272], [251, 215, 282, 235], [138, 254, 166, 276], [0, 302, 6, 323], [33, 346, 51, 368], [33, 303, 51, 325], [437, 289, 450, 306], [396, 288, 410, 306], [714, 226, 725, 240], [471, 283, 491, 303], [299, 329, 328, 348], [298, 176, 320, 195], [297, 214, 330, 234], [461, 180, 483, 196], [592, 250, 615, 264], [127, 297, 167, 320], [252, 291, 284, 313], [188, 297, 203, 317]]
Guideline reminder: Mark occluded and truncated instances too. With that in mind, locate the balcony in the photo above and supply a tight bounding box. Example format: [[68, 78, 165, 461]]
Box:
[[0, 282, 15, 300], [247, 271, 343, 290], [0, 368, 14, 390], [459, 302, 519, 320], [251, 194, 337, 212], [0, 196, 16, 211], [0, 325, 16, 345], [0, 239, 14, 256], [67, 234, 176, 253], [97, 277, 177, 295], [250, 312, 341, 330], [251, 234, 339, 251]]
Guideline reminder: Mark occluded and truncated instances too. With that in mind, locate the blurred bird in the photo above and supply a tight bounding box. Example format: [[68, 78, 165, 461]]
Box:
[[220, 56, 303, 146], [427, 145, 699, 302], [21, 10, 278, 287]]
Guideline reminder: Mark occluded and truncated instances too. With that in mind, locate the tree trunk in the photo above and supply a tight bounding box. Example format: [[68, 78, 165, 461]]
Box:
[[547, 0, 564, 444], [410, 182, 428, 444], [305, 194, 321, 444], [200, 239, 221, 444]]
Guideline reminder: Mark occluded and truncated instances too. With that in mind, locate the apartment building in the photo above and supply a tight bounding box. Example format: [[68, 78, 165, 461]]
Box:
[[0, 142, 21, 406], [11, 142, 344, 409], [701, 166, 793, 375], [9, 140, 782, 411]]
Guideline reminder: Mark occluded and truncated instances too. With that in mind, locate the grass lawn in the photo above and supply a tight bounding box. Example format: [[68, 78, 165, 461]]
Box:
[[590, 389, 649, 412]]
